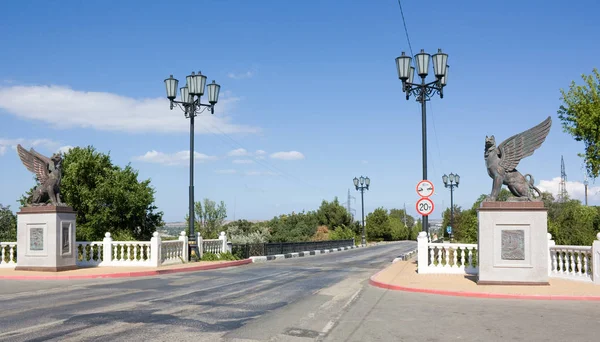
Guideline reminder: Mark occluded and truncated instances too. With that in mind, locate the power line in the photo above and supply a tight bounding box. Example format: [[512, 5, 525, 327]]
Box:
[[397, 0, 414, 57]]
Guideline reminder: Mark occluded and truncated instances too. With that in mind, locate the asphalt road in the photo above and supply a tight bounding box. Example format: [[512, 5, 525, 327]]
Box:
[[0, 242, 416, 342], [2, 241, 598, 342]]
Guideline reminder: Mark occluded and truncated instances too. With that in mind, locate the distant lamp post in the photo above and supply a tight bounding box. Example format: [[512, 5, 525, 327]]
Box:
[[442, 173, 460, 239], [396, 48, 449, 236], [353, 176, 370, 246], [164, 72, 221, 260]]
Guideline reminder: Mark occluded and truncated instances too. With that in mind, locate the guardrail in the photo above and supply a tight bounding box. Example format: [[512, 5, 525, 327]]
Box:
[[231, 239, 355, 259]]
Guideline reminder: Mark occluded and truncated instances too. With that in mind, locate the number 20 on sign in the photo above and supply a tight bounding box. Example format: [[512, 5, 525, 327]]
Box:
[[416, 197, 434, 216]]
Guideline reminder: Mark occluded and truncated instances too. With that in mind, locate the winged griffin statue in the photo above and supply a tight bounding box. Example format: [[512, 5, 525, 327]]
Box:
[[17, 144, 65, 206], [484, 116, 552, 202]]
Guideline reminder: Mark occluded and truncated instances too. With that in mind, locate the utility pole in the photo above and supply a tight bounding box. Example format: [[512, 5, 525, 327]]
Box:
[[342, 189, 356, 220], [558, 156, 568, 202]]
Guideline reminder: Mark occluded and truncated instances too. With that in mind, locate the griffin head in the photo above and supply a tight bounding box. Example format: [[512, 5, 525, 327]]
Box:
[[485, 135, 496, 150]]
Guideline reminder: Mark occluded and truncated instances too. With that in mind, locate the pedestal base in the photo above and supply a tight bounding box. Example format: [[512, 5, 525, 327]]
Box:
[[16, 206, 78, 272], [15, 265, 78, 272], [477, 201, 549, 285]]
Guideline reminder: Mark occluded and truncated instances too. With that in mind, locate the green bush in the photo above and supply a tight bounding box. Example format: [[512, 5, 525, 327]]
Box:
[[200, 251, 238, 261]]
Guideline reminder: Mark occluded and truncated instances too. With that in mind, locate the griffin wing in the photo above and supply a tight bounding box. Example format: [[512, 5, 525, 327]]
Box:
[[498, 116, 552, 172], [16, 144, 50, 183]]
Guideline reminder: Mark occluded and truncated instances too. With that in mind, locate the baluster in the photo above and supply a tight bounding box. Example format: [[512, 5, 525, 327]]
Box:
[[133, 244, 138, 261], [468, 248, 473, 268], [557, 251, 564, 273], [576, 252, 582, 276], [429, 247, 434, 266], [113, 244, 118, 261], [583, 253, 589, 277], [460, 247, 466, 267], [452, 247, 458, 268], [569, 252, 575, 275], [551, 251, 557, 273], [1, 245, 5, 264], [9, 245, 15, 264], [437, 247, 442, 267], [119, 244, 124, 261]]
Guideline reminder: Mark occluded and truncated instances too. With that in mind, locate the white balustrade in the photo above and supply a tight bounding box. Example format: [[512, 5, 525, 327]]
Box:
[[76, 241, 103, 266], [0, 242, 17, 268], [203, 240, 223, 254], [161, 240, 184, 265], [418, 232, 478, 274], [549, 245, 593, 282], [110, 241, 153, 266]]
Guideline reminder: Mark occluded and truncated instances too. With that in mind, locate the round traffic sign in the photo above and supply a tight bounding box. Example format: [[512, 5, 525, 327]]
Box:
[[416, 180, 434, 197], [416, 197, 434, 216]]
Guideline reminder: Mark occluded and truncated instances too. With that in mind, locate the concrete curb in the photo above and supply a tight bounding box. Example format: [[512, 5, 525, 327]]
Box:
[[250, 244, 363, 263], [392, 248, 418, 263], [368, 272, 600, 301], [0, 259, 253, 280]]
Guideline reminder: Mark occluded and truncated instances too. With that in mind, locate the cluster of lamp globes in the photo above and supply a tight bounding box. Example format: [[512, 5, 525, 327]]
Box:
[[353, 176, 370, 190], [395, 48, 449, 94], [164, 72, 221, 113], [442, 173, 460, 188]]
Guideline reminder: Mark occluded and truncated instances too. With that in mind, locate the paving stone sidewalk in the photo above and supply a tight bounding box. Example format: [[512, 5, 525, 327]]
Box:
[[371, 260, 600, 299]]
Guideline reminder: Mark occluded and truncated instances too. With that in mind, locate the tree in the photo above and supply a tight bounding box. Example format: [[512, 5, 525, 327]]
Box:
[[329, 226, 356, 241], [411, 219, 422, 240], [0, 204, 17, 242], [557, 68, 600, 178], [389, 208, 415, 229], [268, 211, 318, 242], [311, 225, 330, 241], [366, 207, 391, 241], [389, 216, 409, 240], [20, 146, 164, 241], [185, 198, 227, 239], [315, 197, 352, 230]]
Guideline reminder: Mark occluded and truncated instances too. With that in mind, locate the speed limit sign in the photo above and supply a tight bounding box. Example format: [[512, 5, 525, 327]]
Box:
[[416, 197, 434, 216]]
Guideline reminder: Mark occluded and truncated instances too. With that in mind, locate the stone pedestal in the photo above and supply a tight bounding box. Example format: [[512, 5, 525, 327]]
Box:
[[15, 206, 77, 272], [477, 201, 549, 285]]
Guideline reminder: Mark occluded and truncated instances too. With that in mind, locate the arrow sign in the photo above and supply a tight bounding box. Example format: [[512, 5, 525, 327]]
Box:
[[416, 197, 434, 216], [416, 180, 434, 198]]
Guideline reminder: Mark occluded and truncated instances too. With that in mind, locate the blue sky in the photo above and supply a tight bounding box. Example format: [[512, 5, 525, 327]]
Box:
[[1, 0, 599, 223]]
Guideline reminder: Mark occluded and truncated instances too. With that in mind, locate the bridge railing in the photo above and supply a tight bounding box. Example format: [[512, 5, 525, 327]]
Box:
[[231, 239, 355, 259], [417, 231, 600, 285], [0, 230, 231, 268]]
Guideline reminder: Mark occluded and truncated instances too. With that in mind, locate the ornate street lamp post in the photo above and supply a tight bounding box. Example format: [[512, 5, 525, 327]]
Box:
[[164, 72, 221, 260], [442, 173, 460, 240], [396, 48, 449, 236], [353, 176, 370, 246]]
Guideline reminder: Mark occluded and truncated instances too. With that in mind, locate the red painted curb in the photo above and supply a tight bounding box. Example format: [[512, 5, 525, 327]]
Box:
[[368, 276, 600, 301], [0, 259, 252, 280]]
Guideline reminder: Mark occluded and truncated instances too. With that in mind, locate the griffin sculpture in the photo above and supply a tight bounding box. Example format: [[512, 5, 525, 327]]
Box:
[[484, 116, 552, 201], [17, 144, 65, 206]]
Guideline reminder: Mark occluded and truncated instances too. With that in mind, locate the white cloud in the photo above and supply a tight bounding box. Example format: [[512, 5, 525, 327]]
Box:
[[227, 70, 254, 79], [255, 149, 267, 159], [245, 170, 279, 176], [537, 177, 600, 202], [270, 151, 305, 160], [133, 150, 217, 166], [0, 138, 62, 156], [215, 169, 237, 174], [57, 145, 74, 154], [227, 148, 250, 157], [0, 85, 261, 134]]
